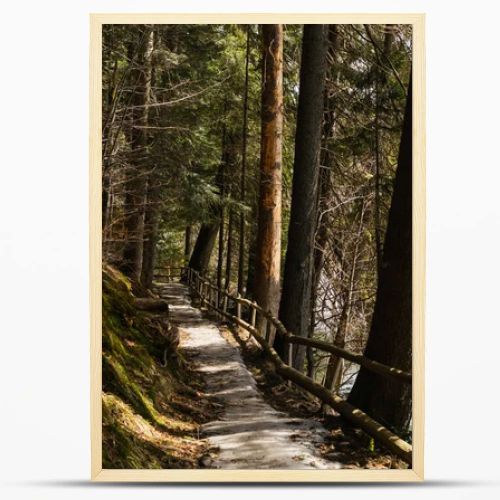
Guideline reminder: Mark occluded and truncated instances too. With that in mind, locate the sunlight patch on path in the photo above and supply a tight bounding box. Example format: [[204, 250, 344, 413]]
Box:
[[157, 281, 342, 470]]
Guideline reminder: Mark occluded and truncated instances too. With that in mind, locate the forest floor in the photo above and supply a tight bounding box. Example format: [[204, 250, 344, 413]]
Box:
[[102, 267, 217, 469], [158, 281, 404, 470]]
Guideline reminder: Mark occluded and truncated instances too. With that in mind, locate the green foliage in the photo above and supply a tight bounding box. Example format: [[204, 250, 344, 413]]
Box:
[[103, 23, 412, 382], [368, 437, 375, 453]]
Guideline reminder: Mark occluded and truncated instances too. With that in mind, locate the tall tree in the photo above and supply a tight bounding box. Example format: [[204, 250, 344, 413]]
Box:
[[140, 182, 160, 288], [188, 123, 234, 277], [225, 209, 234, 290], [308, 25, 340, 378], [323, 201, 366, 390], [368, 24, 395, 278], [188, 162, 225, 276], [184, 226, 192, 262], [253, 24, 284, 320], [276, 25, 328, 372], [348, 74, 413, 435], [140, 41, 162, 289], [120, 26, 154, 280], [238, 26, 251, 295], [188, 222, 219, 275]]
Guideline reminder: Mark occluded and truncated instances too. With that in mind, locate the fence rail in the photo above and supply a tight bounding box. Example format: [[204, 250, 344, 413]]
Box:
[[157, 266, 412, 465], [154, 266, 185, 281]]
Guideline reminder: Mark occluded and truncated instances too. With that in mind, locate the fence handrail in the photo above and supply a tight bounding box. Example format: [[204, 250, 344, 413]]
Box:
[[183, 268, 411, 383], [158, 266, 413, 465]]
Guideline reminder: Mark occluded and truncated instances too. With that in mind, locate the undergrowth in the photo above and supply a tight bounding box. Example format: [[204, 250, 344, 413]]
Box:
[[102, 265, 212, 469]]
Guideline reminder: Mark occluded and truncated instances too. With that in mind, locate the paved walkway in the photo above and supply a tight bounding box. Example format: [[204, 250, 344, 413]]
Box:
[[156, 282, 340, 470]]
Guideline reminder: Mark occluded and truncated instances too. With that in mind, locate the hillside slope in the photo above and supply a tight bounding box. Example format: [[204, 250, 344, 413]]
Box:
[[102, 266, 213, 468]]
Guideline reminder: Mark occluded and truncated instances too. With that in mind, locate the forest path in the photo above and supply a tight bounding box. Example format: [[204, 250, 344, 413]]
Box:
[[156, 281, 340, 470]]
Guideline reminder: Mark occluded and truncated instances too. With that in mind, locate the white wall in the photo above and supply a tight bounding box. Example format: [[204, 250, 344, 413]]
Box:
[[1, 1, 499, 498]]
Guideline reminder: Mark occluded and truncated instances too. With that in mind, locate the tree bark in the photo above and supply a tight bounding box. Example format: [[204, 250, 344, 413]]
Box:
[[323, 202, 365, 391], [184, 226, 192, 262], [276, 25, 328, 372], [188, 223, 219, 275], [253, 24, 284, 321], [308, 25, 340, 378], [245, 214, 257, 299], [120, 26, 154, 280], [348, 74, 413, 435], [188, 151, 226, 276], [238, 26, 251, 295], [373, 25, 395, 279], [133, 297, 169, 313], [102, 30, 119, 233], [225, 209, 234, 290], [217, 203, 225, 290], [140, 182, 160, 288], [312, 25, 340, 294]]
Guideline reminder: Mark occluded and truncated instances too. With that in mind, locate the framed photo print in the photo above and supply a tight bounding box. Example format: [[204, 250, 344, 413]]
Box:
[[90, 13, 425, 482]]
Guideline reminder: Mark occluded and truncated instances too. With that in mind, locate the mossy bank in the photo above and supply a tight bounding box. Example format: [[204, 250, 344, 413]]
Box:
[[102, 266, 213, 468]]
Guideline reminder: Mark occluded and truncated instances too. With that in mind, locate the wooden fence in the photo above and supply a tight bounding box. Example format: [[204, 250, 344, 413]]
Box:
[[154, 266, 185, 282], [158, 266, 413, 466]]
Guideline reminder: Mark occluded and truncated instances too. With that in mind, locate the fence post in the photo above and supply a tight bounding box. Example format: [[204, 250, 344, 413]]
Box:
[[222, 294, 228, 319], [259, 316, 267, 341], [268, 323, 276, 347], [236, 295, 242, 321], [288, 343, 293, 386], [265, 320, 272, 343], [250, 306, 257, 329], [285, 340, 292, 366]]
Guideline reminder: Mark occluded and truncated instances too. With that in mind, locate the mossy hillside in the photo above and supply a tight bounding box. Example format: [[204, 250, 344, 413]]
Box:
[[102, 266, 211, 468]]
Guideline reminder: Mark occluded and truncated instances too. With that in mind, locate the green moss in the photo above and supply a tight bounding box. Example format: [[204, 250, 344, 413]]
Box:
[[103, 354, 164, 426], [101, 266, 209, 469], [102, 394, 164, 469]]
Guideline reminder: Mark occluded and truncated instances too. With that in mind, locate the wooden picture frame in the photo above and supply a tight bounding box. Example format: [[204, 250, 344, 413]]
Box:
[[90, 12, 425, 482]]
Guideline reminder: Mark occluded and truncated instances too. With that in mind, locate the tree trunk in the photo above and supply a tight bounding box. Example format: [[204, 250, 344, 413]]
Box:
[[188, 153, 226, 276], [102, 34, 119, 233], [323, 200, 366, 391], [348, 74, 413, 435], [276, 25, 328, 372], [323, 292, 350, 391], [188, 223, 219, 275], [238, 26, 251, 295], [133, 297, 169, 313], [253, 24, 284, 321], [245, 215, 257, 299], [184, 226, 192, 262], [312, 25, 340, 294], [225, 209, 234, 290], [140, 183, 160, 288], [307, 25, 340, 379], [120, 26, 154, 280], [373, 25, 394, 278], [217, 205, 225, 290]]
